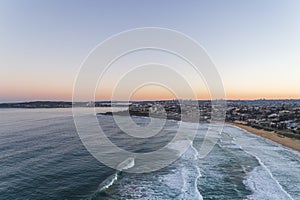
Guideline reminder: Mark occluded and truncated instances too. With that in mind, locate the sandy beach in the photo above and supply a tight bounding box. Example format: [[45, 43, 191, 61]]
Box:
[[228, 122, 300, 152]]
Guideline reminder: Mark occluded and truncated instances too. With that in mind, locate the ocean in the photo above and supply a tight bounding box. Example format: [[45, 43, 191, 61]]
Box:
[[0, 108, 300, 200]]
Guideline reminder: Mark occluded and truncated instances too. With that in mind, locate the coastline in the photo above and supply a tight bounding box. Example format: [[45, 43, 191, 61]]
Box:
[[228, 122, 300, 152], [101, 109, 300, 152]]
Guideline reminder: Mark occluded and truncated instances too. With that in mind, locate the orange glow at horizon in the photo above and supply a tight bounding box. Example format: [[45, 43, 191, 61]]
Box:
[[2, 83, 300, 101], [94, 82, 214, 101], [129, 85, 178, 101], [0, 83, 73, 101]]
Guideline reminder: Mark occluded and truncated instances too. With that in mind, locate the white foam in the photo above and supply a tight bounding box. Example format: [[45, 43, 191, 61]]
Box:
[[98, 172, 118, 192], [96, 157, 135, 193], [179, 166, 203, 200], [244, 165, 293, 200], [160, 169, 184, 191], [161, 165, 203, 200], [224, 126, 296, 199], [218, 137, 243, 150], [163, 139, 203, 200]]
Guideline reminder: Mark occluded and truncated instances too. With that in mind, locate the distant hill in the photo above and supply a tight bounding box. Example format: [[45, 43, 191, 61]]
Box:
[[0, 101, 73, 108]]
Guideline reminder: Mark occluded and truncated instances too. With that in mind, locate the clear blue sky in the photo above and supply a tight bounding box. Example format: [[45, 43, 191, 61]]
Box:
[[1, 0, 300, 101]]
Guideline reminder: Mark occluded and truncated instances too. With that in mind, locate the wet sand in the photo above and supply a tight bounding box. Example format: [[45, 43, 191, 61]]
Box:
[[228, 122, 300, 152]]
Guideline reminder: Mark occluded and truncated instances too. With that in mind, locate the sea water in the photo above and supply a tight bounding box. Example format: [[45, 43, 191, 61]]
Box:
[[0, 108, 299, 199]]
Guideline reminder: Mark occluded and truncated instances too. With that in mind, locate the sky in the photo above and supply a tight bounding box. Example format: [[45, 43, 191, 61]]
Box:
[[0, 0, 300, 101]]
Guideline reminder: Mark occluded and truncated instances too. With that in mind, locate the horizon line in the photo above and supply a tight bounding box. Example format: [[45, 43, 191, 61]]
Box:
[[1, 98, 300, 104]]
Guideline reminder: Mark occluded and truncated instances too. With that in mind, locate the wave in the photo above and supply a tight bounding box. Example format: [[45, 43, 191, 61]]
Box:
[[92, 157, 135, 199], [244, 165, 294, 200], [179, 166, 202, 200], [92, 123, 298, 199], [97, 172, 119, 192], [164, 139, 203, 200], [223, 125, 299, 199], [243, 150, 294, 200], [218, 133, 243, 150]]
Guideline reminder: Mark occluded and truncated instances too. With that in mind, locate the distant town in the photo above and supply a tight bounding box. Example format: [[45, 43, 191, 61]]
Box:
[[102, 99, 300, 137], [226, 100, 300, 136], [1, 99, 300, 138]]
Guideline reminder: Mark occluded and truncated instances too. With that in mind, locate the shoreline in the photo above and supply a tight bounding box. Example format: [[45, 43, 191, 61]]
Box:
[[100, 109, 300, 152], [228, 122, 300, 152]]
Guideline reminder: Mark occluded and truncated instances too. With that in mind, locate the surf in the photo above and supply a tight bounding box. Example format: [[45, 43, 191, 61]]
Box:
[[91, 157, 135, 199]]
